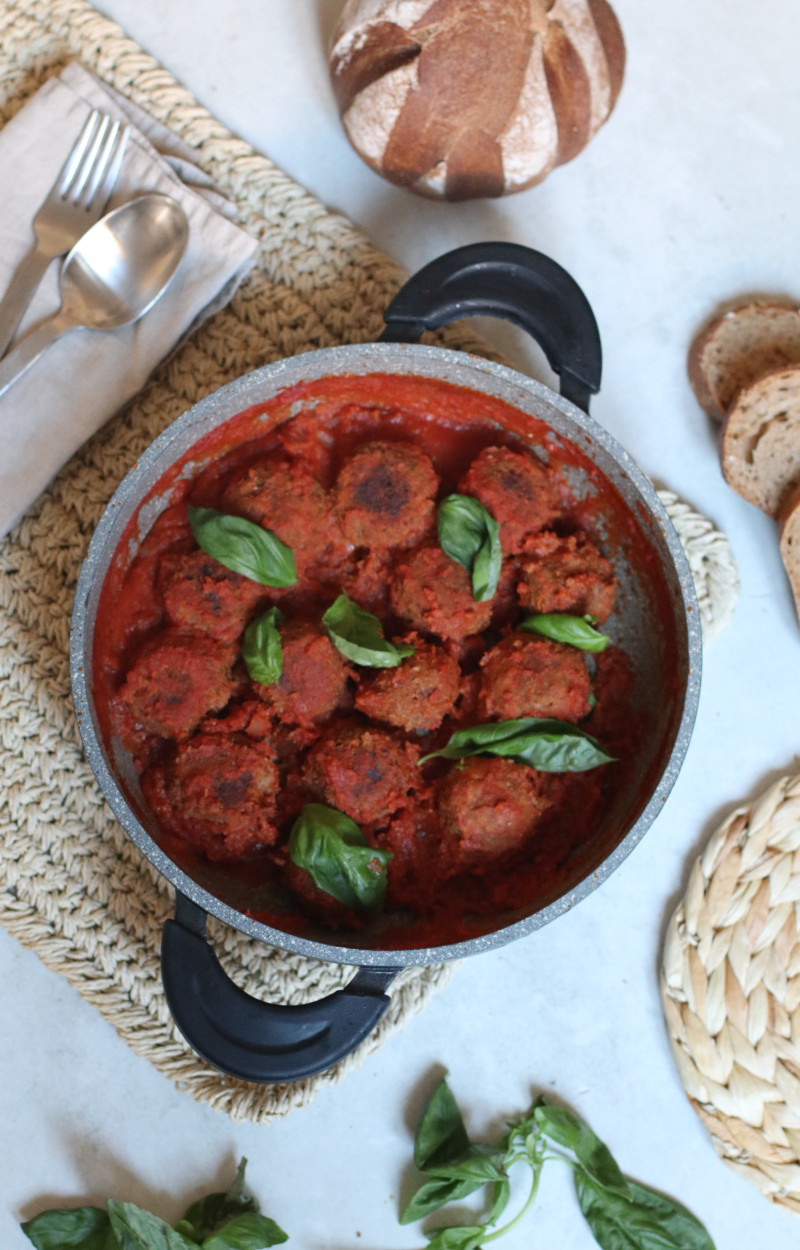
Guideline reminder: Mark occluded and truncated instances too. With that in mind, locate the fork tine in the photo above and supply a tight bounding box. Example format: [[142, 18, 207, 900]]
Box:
[[82, 119, 128, 209], [57, 109, 102, 197], [68, 113, 112, 204]]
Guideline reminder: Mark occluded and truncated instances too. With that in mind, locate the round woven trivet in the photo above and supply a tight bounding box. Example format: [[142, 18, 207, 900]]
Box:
[[661, 775, 800, 1213], [656, 488, 740, 643]]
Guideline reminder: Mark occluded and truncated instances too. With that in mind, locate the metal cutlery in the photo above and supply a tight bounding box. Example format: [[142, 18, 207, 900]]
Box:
[[0, 109, 130, 359], [0, 193, 189, 401]]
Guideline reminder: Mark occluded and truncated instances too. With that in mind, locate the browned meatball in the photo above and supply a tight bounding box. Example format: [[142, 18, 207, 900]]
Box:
[[336, 441, 438, 549], [116, 629, 238, 741], [355, 636, 461, 731], [254, 621, 352, 727], [142, 733, 279, 860], [158, 549, 267, 643], [438, 757, 562, 866], [479, 634, 592, 722], [221, 454, 335, 575], [517, 531, 617, 622], [390, 546, 493, 640], [458, 446, 556, 553], [302, 724, 417, 826]]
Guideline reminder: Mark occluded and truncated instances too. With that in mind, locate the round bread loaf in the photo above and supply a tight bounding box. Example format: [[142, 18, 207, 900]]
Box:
[[779, 482, 800, 626], [328, 0, 626, 200]]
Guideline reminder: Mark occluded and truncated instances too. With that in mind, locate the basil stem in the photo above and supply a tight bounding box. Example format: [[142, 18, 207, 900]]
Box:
[[242, 607, 284, 685], [419, 717, 614, 772], [437, 493, 502, 602], [289, 803, 392, 912], [188, 505, 296, 587], [322, 593, 414, 668], [522, 612, 610, 652]]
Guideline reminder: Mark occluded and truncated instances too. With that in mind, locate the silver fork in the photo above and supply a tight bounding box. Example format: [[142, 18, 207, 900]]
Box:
[[0, 109, 130, 359]]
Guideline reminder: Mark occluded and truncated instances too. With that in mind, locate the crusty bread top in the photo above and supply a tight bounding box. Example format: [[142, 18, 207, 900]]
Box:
[[721, 364, 800, 516], [688, 299, 800, 421], [778, 481, 800, 624]]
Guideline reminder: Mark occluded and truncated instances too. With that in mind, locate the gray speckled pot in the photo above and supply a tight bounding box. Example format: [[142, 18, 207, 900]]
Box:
[[72, 341, 701, 963]]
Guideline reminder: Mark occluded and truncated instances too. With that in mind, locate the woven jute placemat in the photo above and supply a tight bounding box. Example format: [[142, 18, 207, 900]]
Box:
[[661, 775, 800, 1213], [0, 1, 740, 1125], [0, 0, 481, 1123]]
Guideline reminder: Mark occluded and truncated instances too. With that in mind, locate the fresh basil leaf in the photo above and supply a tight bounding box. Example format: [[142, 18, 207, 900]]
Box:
[[21, 1207, 116, 1250], [419, 718, 614, 772], [289, 803, 392, 912], [188, 506, 296, 588], [426, 1225, 486, 1250], [487, 1177, 511, 1226], [202, 1213, 288, 1250], [180, 1160, 258, 1242], [427, 1152, 505, 1186], [401, 1177, 485, 1226], [414, 1077, 472, 1171], [534, 1103, 630, 1198], [575, 1172, 716, 1250], [106, 1201, 192, 1250], [521, 613, 610, 652], [242, 607, 284, 685], [437, 494, 501, 602], [322, 593, 414, 667]]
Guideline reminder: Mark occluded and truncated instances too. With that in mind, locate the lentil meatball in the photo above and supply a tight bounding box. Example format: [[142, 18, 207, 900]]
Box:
[[336, 440, 438, 549], [518, 531, 617, 622], [438, 757, 561, 866], [158, 549, 266, 643], [254, 620, 352, 727], [355, 636, 460, 731], [390, 546, 493, 641], [458, 445, 556, 553], [302, 724, 417, 826], [221, 455, 335, 575], [143, 733, 279, 860], [479, 634, 592, 722], [116, 628, 238, 740]]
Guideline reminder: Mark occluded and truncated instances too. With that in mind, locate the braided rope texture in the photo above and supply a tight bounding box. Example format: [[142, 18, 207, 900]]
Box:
[[0, 0, 496, 1122], [662, 776, 800, 1213], [656, 489, 740, 643]]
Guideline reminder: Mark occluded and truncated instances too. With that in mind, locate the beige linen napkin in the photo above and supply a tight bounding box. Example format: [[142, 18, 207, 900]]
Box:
[[0, 62, 258, 539]]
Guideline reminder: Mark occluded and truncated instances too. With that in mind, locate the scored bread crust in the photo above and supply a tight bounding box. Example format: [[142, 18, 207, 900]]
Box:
[[721, 365, 800, 516], [688, 299, 800, 421]]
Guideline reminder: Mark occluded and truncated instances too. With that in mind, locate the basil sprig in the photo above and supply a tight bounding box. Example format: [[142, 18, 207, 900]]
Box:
[[437, 493, 502, 602], [419, 717, 614, 772], [402, 1078, 716, 1250], [21, 1158, 288, 1250], [188, 505, 296, 587], [522, 612, 610, 652], [289, 803, 392, 912], [322, 593, 414, 668], [243, 606, 284, 685]]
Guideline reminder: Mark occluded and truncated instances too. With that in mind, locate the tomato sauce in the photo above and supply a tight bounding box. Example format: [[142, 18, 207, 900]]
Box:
[[92, 373, 677, 949]]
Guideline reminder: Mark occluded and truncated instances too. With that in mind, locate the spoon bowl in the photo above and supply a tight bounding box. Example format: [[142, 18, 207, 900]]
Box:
[[0, 192, 189, 398], [63, 193, 189, 330]]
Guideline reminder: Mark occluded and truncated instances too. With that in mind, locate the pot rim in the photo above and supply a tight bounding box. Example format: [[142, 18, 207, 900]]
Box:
[[71, 341, 703, 968]]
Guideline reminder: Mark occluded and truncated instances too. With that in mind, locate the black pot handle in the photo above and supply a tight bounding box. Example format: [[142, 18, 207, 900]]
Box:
[[161, 893, 399, 1083], [380, 242, 602, 413]]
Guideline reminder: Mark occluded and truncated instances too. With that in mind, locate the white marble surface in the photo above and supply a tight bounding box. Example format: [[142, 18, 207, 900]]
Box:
[[3, 2, 800, 1247]]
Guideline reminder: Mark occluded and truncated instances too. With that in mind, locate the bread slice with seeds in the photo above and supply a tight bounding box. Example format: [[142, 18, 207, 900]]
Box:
[[720, 365, 800, 515], [688, 299, 800, 420]]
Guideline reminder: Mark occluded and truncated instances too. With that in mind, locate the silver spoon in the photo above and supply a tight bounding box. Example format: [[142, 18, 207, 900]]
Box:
[[0, 192, 189, 399]]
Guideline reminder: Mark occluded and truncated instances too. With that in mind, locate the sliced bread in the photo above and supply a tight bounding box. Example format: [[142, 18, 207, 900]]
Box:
[[779, 482, 800, 624], [720, 365, 800, 515], [688, 299, 800, 420]]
